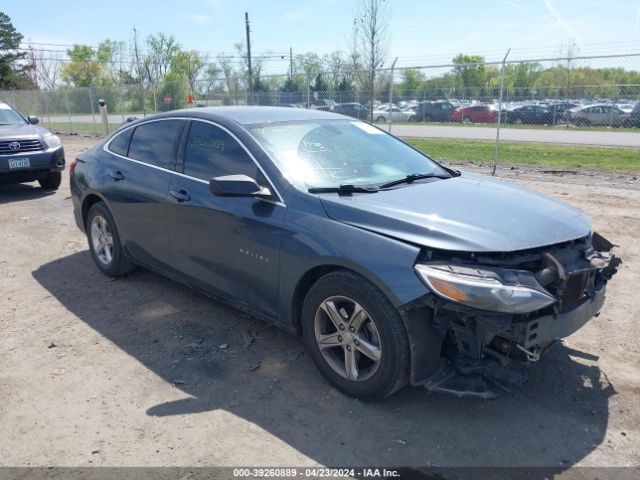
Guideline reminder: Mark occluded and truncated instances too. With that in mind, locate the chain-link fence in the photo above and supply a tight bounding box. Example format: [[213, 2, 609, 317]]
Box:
[[2, 52, 639, 171]]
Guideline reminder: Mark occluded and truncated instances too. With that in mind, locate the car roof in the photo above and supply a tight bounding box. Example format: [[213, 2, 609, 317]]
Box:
[[149, 106, 346, 126]]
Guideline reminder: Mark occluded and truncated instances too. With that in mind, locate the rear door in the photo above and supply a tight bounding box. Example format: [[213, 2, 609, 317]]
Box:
[[167, 120, 286, 318], [103, 118, 185, 269]]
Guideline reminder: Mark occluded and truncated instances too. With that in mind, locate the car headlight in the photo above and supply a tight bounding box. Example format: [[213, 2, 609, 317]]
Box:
[[414, 263, 556, 314], [43, 134, 62, 149]]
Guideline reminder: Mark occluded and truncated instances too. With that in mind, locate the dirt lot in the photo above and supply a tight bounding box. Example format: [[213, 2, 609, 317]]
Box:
[[1, 135, 639, 469]]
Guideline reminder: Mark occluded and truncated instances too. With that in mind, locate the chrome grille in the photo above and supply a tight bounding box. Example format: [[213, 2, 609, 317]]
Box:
[[0, 139, 44, 155]]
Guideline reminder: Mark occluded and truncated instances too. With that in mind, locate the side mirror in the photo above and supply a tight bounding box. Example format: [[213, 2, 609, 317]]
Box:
[[27, 115, 40, 125], [209, 174, 272, 198]]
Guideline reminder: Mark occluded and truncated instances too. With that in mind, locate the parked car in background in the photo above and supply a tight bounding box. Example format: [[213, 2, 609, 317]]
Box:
[[332, 102, 370, 120], [564, 104, 630, 127], [411, 101, 456, 122], [449, 105, 497, 124], [503, 105, 554, 125], [372, 105, 416, 122], [628, 103, 640, 127], [544, 102, 577, 123], [0, 101, 65, 190]]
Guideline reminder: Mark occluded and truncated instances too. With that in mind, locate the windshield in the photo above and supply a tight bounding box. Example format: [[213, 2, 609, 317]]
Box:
[[0, 104, 26, 125], [246, 119, 448, 189]]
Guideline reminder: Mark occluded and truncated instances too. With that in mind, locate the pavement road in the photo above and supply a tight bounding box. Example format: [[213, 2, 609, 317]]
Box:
[[45, 114, 640, 148], [382, 123, 640, 148]]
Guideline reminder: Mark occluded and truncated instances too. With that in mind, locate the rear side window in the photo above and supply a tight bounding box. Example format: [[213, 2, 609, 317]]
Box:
[[183, 121, 265, 183], [108, 128, 133, 156], [128, 120, 184, 169]]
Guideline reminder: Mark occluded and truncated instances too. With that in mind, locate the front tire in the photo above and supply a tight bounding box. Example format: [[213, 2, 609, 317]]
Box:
[[38, 171, 61, 190], [86, 202, 135, 277], [301, 271, 410, 400]]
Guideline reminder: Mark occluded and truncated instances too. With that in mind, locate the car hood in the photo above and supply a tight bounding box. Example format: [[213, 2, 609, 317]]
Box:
[[318, 172, 591, 252], [0, 123, 48, 138]]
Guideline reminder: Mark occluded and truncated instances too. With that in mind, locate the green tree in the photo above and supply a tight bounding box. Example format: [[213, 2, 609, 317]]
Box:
[[399, 68, 425, 99], [452, 54, 486, 98], [0, 11, 33, 88], [170, 50, 203, 96], [62, 45, 101, 87]]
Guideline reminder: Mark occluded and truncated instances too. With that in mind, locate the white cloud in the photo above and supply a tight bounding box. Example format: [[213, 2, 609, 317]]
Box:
[[201, 0, 224, 8], [283, 7, 313, 22], [185, 13, 212, 25], [542, 0, 581, 45]]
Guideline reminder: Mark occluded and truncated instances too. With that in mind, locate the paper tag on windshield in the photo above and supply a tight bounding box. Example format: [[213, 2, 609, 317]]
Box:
[[351, 121, 383, 134]]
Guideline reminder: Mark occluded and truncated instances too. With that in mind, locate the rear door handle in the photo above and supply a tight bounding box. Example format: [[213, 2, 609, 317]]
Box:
[[169, 189, 190, 202], [109, 170, 124, 181]]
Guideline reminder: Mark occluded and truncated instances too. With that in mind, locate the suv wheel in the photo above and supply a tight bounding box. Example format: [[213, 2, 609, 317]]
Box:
[[38, 171, 61, 190], [86, 202, 135, 276], [301, 271, 410, 400], [376, 116, 386, 122]]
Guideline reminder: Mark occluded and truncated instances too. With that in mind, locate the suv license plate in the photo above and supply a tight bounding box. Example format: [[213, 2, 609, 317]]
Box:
[[8, 159, 30, 169]]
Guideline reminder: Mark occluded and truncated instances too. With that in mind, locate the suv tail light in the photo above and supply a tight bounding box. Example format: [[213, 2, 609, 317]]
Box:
[[69, 159, 78, 174]]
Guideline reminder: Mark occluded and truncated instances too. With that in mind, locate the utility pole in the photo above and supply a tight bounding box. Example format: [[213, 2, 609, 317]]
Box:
[[245, 12, 253, 105], [289, 47, 293, 80]]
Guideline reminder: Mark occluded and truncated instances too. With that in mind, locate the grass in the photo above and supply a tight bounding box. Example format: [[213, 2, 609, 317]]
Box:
[[406, 138, 640, 172], [45, 122, 121, 136]]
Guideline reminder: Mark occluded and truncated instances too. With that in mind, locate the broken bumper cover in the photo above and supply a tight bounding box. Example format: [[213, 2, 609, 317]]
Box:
[[514, 286, 606, 351]]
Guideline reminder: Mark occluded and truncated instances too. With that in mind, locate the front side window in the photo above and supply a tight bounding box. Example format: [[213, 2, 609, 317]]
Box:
[[128, 120, 184, 169], [183, 121, 265, 183], [247, 119, 449, 190]]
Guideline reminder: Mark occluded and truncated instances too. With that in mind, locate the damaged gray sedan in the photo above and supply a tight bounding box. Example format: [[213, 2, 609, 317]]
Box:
[[72, 107, 619, 399]]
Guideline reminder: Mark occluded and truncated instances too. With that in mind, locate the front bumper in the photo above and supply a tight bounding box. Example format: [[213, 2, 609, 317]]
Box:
[[0, 146, 65, 183], [513, 286, 605, 350]]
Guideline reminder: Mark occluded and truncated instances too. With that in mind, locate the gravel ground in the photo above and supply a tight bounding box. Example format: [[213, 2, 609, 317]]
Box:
[[1, 135, 639, 470]]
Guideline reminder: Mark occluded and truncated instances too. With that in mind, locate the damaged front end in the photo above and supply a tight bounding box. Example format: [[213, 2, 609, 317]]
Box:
[[401, 232, 620, 398]]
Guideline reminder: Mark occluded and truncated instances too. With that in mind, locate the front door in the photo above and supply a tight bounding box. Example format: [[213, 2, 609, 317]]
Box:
[[167, 120, 286, 319]]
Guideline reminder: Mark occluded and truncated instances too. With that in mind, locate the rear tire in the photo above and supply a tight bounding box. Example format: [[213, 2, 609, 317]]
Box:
[[38, 171, 61, 190], [376, 116, 386, 122], [86, 202, 135, 277], [301, 270, 410, 400], [463, 116, 472, 124]]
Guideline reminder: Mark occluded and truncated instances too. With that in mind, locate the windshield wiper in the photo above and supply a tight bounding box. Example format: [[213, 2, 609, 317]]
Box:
[[377, 172, 450, 189], [308, 184, 379, 194]]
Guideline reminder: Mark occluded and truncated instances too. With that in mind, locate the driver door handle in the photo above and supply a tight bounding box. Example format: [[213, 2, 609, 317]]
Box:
[[170, 189, 190, 202], [109, 170, 124, 181]]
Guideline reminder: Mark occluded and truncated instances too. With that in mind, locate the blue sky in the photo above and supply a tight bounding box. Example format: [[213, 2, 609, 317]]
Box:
[[4, 0, 640, 73]]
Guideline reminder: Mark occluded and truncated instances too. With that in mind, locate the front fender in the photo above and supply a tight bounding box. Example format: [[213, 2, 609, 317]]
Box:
[[277, 194, 429, 329]]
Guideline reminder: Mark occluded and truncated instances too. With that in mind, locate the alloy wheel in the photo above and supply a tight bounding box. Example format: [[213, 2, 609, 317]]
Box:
[[314, 295, 382, 381], [91, 215, 114, 265]]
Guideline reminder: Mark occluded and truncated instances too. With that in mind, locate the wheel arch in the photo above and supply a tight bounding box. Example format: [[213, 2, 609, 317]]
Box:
[[290, 261, 405, 336], [81, 192, 109, 228]]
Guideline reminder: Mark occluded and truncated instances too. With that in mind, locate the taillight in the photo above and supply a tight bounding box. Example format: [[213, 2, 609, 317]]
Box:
[[69, 159, 78, 174]]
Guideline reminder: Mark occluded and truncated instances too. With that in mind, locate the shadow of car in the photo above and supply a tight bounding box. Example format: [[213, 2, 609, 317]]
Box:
[[31, 250, 615, 468]]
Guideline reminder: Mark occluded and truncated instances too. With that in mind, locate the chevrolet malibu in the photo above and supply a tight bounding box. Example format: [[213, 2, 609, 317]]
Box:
[[70, 107, 619, 399]]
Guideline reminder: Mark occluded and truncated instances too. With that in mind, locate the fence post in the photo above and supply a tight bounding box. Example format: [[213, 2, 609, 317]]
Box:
[[88, 86, 98, 135], [42, 90, 51, 130], [492, 48, 510, 177], [388, 57, 398, 134], [64, 89, 73, 134], [306, 74, 310, 108]]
